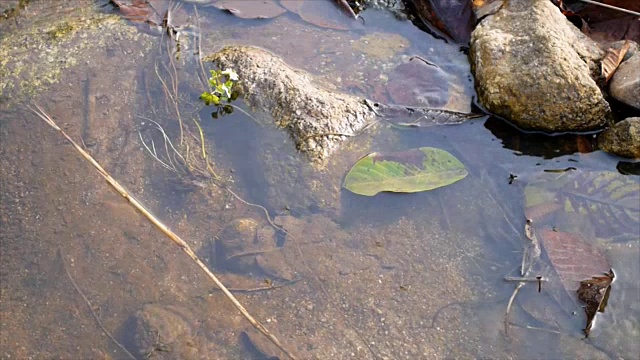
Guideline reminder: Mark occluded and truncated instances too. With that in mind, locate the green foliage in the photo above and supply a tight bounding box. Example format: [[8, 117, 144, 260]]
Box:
[[200, 68, 239, 107], [343, 147, 468, 196]]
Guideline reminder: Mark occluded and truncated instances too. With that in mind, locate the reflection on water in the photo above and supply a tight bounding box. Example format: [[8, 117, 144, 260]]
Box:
[[1, 0, 638, 359]]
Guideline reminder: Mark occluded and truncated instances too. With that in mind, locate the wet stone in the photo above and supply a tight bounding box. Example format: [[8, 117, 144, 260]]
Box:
[[609, 53, 640, 110], [597, 117, 640, 159], [470, 0, 611, 132], [203, 46, 376, 163]]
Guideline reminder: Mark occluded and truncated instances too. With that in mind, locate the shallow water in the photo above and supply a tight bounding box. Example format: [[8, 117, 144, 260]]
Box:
[[1, 1, 638, 359]]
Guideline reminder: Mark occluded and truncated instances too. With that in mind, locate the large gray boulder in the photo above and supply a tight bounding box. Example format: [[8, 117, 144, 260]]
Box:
[[470, 0, 611, 132], [609, 53, 640, 110], [598, 117, 640, 159]]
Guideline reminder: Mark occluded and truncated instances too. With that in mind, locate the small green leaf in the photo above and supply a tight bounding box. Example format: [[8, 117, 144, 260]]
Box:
[[343, 147, 468, 196], [200, 92, 220, 106]]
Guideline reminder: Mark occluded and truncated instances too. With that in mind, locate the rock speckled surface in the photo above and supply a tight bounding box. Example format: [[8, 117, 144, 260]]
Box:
[[598, 117, 640, 158], [609, 53, 640, 110], [470, 0, 611, 132], [204, 46, 376, 163]]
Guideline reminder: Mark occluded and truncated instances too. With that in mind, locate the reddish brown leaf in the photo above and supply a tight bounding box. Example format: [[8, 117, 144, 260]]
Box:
[[112, 0, 154, 23], [602, 40, 631, 82], [577, 269, 614, 337], [281, 0, 358, 30], [405, 0, 476, 43], [385, 60, 449, 108], [563, 0, 640, 46], [538, 228, 610, 294], [214, 0, 287, 19]]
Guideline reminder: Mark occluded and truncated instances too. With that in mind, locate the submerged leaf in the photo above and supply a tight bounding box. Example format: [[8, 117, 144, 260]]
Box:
[[524, 170, 640, 240], [214, 0, 287, 19], [343, 147, 468, 196], [281, 0, 358, 30], [537, 228, 611, 294], [386, 60, 450, 109], [405, 0, 476, 43]]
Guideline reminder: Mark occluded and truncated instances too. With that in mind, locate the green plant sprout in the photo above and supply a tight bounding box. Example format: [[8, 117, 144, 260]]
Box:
[[200, 68, 239, 106]]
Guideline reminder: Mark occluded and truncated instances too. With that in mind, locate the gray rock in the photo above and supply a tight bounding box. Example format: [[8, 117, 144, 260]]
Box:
[[470, 0, 611, 132], [598, 117, 640, 159], [203, 46, 376, 163], [609, 54, 640, 110]]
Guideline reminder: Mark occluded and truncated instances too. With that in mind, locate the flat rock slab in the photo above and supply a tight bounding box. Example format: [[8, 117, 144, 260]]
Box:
[[204, 46, 376, 163], [470, 0, 611, 132]]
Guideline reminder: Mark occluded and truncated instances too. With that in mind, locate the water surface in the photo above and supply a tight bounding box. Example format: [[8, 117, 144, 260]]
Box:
[[1, 1, 638, 359]]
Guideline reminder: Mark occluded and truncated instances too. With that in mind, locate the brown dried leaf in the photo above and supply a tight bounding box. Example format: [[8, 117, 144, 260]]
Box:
[[602, 40, 630, 82], [577, 269, 614, 337], [112, 0, 155, 23], [538, 229, 610, 294]]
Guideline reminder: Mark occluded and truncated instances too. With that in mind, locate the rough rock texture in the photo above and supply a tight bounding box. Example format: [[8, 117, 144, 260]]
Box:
[[609, 53, 640, 110], [598, 117, 640, 158], [204, 46, 376, 163], [470, 0, 611, 132]]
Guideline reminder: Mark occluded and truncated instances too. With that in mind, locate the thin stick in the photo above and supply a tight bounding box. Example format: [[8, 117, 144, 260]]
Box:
[[219, 278, 302, 293], [504, 276, 548, 282], [577, 0, 640, 16], [504, 281, 525, 335], [193, 4, 211, 93], [30, 104, 297, 360], [139, 131, 177, 172], [59, 248, 137, 360]]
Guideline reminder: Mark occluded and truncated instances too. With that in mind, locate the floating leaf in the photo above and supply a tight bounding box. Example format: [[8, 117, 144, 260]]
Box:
[[524, 170, 640, 240], [602, 40, 630, 82], [343, 147, 468, 196], [577, 269, 614, 337]]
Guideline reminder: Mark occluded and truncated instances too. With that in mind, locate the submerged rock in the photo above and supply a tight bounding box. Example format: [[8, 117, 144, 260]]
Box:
[[598, 117, 640, 159], [215, 218, 295, 280], [609, 53, 640, 110], [470, 0, 611, 132], [203, 46, 376, 163], [134, 304, 200, 360]]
